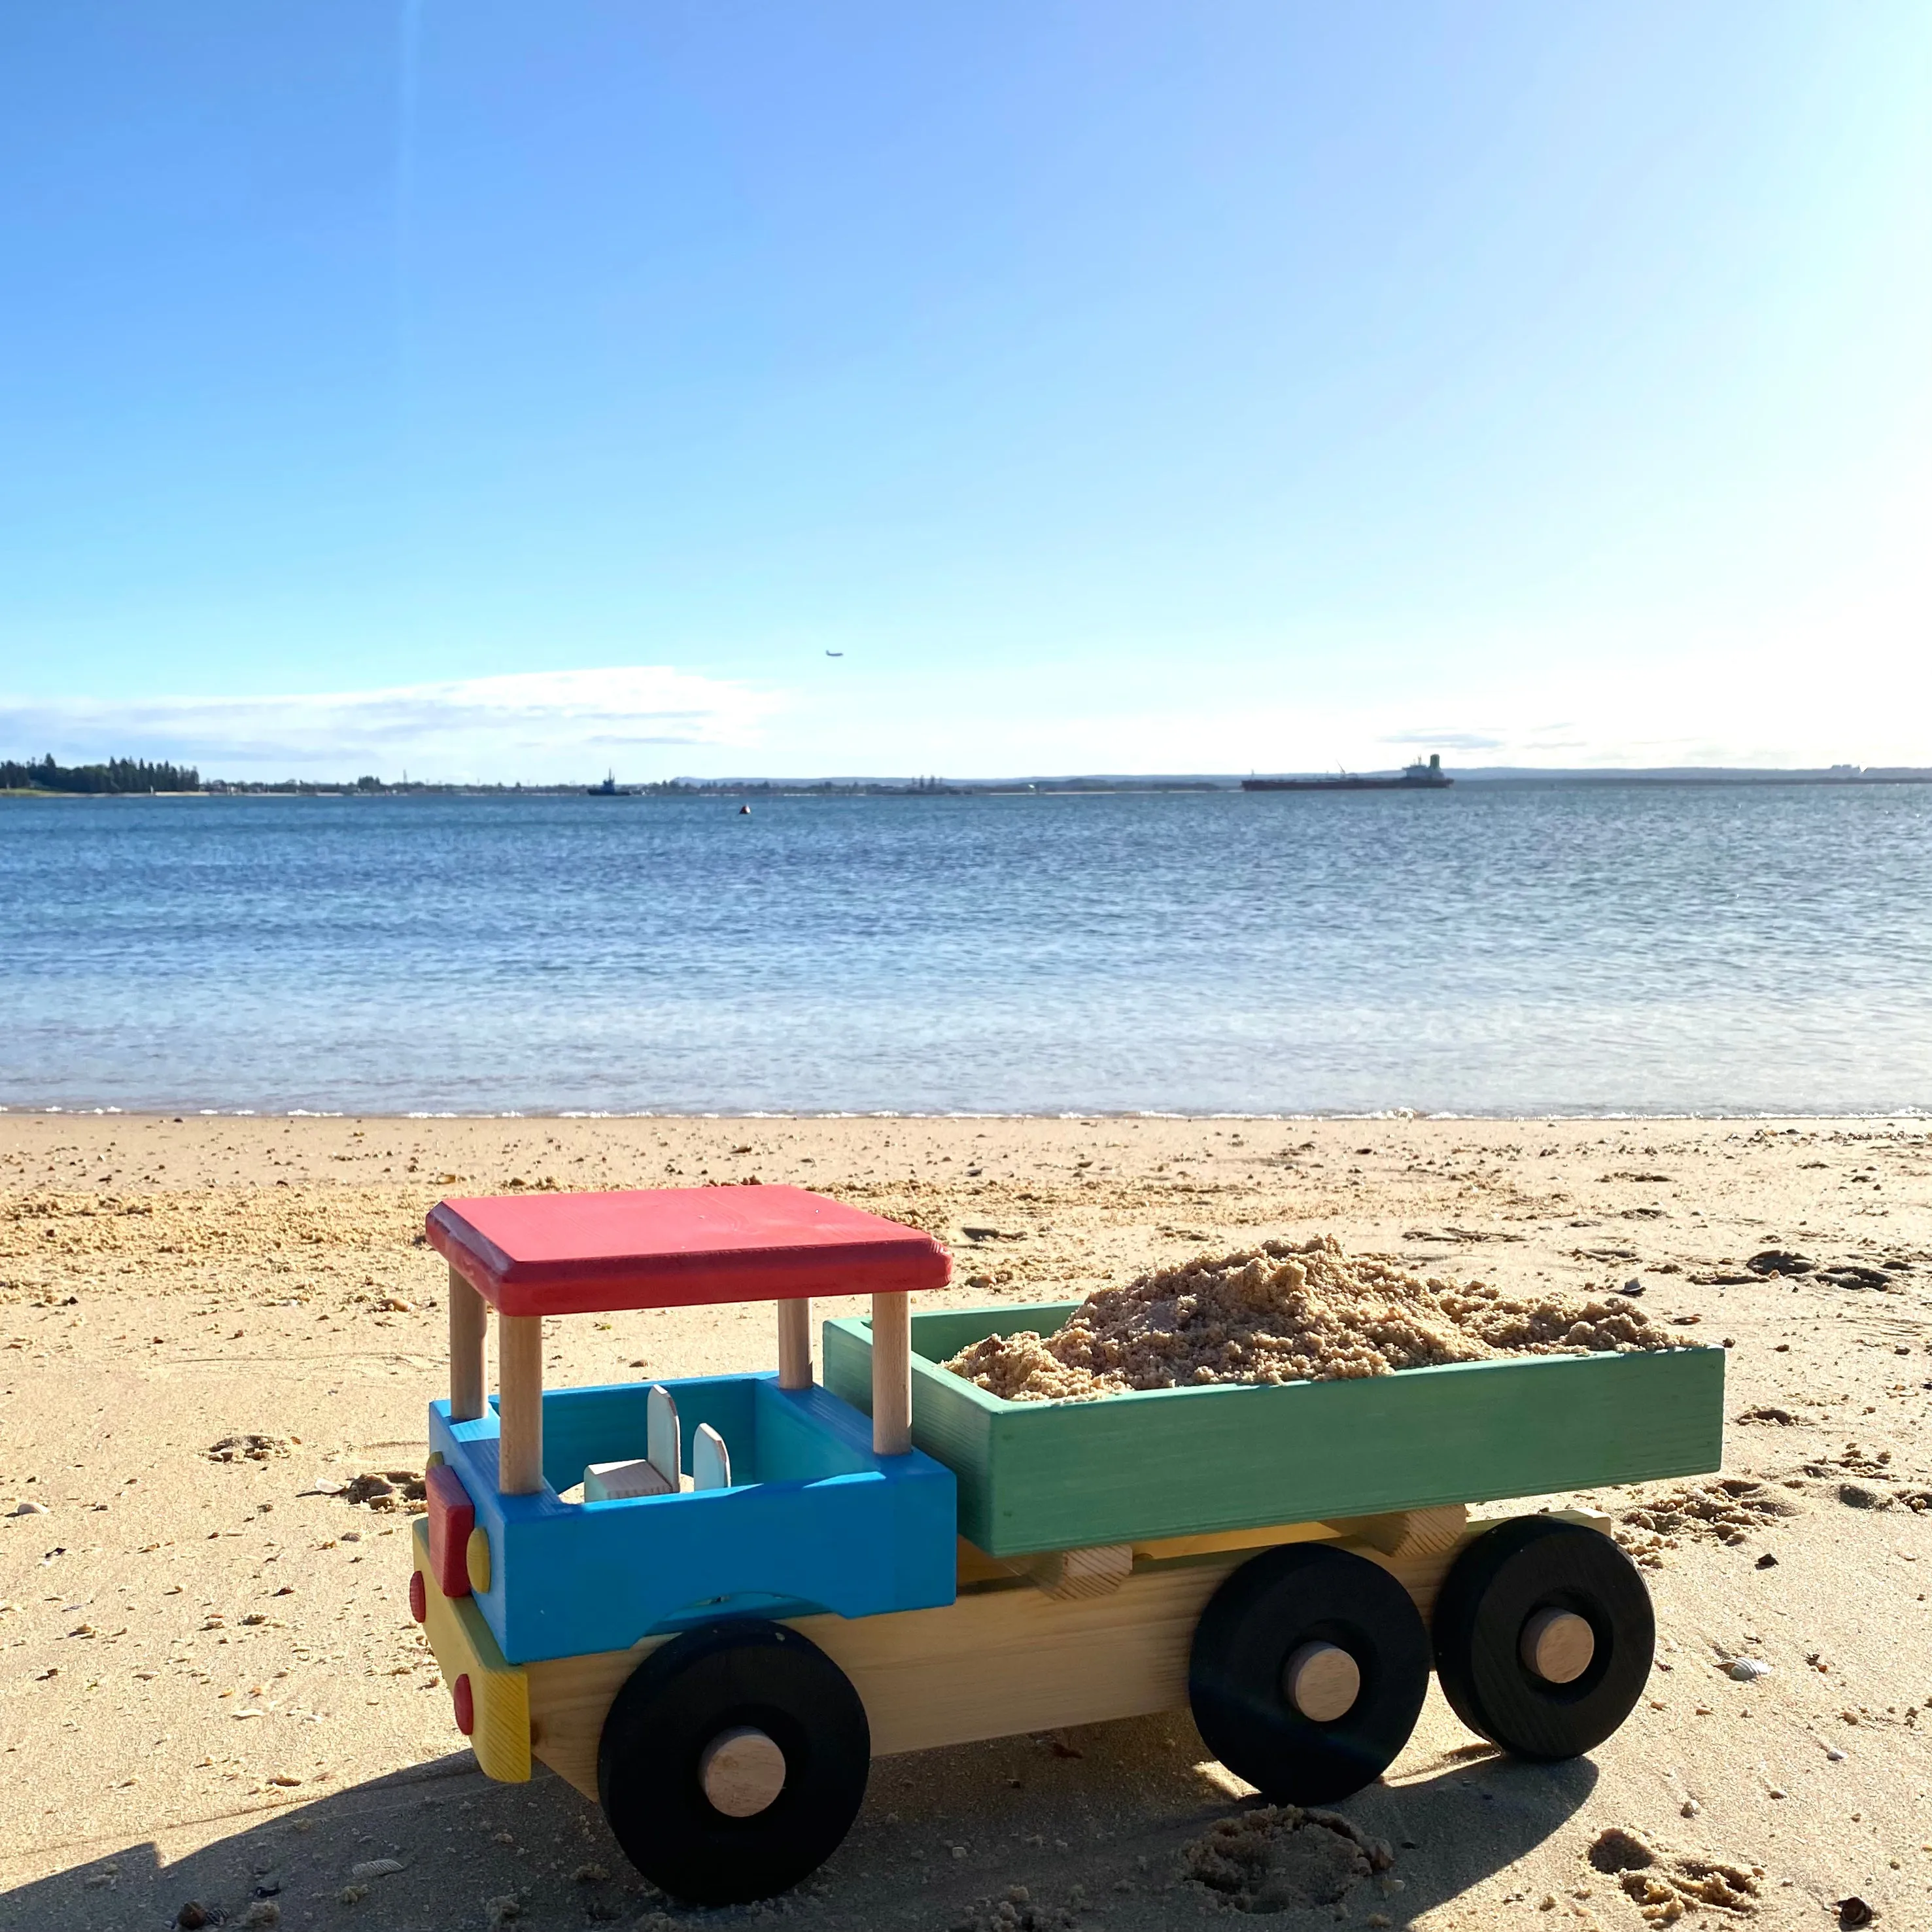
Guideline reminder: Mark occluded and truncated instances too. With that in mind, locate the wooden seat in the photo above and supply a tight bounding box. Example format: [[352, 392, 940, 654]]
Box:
[[583, 1384, 687, 1500]]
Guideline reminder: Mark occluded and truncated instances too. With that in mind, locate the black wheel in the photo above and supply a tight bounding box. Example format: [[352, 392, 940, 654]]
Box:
[[596, 1619, 870, 1904], [1188, 1542, 1432, 1804], [1432, 1516, 1654, 1761]]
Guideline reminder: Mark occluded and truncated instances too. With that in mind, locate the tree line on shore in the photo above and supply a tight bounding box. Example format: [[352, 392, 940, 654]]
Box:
[[1, 754, 201, 793]]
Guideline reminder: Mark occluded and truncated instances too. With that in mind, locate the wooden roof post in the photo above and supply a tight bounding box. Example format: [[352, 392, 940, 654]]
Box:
[[871, 1290, 911, 1456], [449, 1263, 487, 1423], [498, 1313, 544, 1494], [777, 1298, 812, 1390]]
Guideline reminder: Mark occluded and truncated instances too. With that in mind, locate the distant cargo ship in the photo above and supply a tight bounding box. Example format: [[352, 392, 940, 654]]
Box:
[[1243, 755, 1451, 793]]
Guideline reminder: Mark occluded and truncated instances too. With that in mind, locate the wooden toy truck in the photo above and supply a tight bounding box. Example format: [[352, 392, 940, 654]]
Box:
[[411, 1185, 1725, 1905]]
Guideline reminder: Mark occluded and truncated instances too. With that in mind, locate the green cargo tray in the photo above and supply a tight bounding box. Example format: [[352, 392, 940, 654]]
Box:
[[823, 1302, 1725, 1557]]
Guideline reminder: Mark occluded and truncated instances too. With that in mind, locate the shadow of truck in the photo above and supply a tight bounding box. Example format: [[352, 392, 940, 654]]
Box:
[[0, 1717, 1599, 1932]]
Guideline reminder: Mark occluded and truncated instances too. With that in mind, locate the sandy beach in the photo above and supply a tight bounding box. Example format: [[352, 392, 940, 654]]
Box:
[[2, 1112, 1928, 1932]]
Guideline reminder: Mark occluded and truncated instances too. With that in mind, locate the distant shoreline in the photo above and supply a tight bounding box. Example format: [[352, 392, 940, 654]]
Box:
[[5, 765, 1932, 798]]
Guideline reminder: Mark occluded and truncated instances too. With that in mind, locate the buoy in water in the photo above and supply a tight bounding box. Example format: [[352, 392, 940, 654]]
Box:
[[738, 804, 751, 815]]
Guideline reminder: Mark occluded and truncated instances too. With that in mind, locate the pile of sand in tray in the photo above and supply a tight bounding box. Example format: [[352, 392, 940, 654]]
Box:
[[938, 1235, 1670, 1402]]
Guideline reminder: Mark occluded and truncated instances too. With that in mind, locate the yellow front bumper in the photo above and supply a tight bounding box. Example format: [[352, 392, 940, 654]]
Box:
[[411, 1519, 531, 1782]]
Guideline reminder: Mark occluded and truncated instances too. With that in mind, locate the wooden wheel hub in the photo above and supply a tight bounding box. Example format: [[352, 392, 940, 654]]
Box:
[[1282, 1641, 1362, 1723], [698, 1726, 788, 1817], [1519, 1608, 1595, 1684]]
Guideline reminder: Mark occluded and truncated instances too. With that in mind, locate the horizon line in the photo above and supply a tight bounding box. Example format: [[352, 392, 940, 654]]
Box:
[[10, 759, 1932, 795]]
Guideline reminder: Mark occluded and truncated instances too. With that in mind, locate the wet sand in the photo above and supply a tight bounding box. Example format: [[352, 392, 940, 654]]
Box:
[[1, 1113, 1929, 1931]]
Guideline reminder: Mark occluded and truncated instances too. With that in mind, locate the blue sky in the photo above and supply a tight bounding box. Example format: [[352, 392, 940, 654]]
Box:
[[3, 3, 1928, 780]]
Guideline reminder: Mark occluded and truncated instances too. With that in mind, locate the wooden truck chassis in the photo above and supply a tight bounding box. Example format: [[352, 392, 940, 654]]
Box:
[[419, 1496, 1612, 1799]]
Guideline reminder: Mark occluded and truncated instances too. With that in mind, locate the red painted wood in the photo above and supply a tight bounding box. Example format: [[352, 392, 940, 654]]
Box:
[[424, 1183, 951, 1317], [426, 1462, 477, 1598]]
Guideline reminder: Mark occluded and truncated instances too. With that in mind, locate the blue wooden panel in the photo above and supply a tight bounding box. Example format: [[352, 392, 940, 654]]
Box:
[[426, 1373, 956, 1665], [751, 1377, 876, 1483]]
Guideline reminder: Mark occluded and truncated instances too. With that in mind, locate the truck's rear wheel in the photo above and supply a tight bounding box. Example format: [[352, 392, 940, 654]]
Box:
[[597, 1620, 869, 1904], [1431, 1517, 1653, 1761], [1188, 1543, 1431, 1804]]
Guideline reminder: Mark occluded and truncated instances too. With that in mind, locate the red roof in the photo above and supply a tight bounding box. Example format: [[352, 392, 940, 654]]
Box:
[[425, 1184, 952, 1317]]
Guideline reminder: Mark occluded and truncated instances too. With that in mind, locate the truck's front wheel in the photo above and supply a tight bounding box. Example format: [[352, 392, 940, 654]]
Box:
[[597, 1620, 870, 1904]]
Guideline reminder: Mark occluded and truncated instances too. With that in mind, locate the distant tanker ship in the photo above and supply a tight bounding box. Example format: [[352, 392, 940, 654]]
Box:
[[1243, 754, 1451, 793]]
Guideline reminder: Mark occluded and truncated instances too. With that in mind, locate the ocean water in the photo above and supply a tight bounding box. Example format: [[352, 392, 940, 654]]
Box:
[[3, 785, 1929, 1116]]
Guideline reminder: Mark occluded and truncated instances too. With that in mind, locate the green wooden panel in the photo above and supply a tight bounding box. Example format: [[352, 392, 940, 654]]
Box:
[[822, 1304, 1725, 1557]]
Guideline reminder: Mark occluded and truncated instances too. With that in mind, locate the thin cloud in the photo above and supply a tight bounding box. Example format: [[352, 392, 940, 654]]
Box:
[[0, 666, 782, 782], [1377, 729, 1504, 751]]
